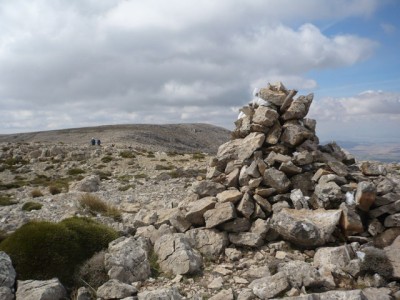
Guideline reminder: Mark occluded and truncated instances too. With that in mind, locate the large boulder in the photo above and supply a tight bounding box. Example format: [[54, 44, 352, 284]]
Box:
[[154, 233, 202, 275], [185, 228, 229, 261], [0, 287, 13, 300], [104, 236, 151, 283], [270, 208, 341, 248], [0, 251, 16, 289], [16, 279, 66, 300], [72, 175, 101, 192]]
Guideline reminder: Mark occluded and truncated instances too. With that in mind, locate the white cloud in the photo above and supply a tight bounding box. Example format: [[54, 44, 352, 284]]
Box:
[[309, 90, 400, 142], [0, 0, 383, 133]]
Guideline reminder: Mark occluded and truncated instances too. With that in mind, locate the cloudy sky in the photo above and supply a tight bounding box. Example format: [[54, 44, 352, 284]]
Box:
[[1, 0, 399, 143]]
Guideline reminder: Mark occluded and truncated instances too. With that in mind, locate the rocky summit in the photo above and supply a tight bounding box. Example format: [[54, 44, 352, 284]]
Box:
[[1, 82, 400, 300]]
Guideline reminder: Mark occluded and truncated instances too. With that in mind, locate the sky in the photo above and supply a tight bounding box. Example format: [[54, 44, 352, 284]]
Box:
[[0, 0, 399, 143]]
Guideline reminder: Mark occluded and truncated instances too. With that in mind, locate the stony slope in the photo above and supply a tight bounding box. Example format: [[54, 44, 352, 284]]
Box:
[[0, 123, 231, 154]]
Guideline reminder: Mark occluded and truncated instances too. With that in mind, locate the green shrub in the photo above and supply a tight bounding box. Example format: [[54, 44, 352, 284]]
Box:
[[118, 184, 135, 192], [101, 156, 113, 163], [0, 229, 8, 243], [134, 173, 148, 180], [149, 250, 161, 278], [0, 194, 17, 206], [67, 168, 85, 176], [155, 164, 174, 171], [49, 185, 62, 195], [192, 152, 206, 160], [0, 217, 118, 286], [118, 175, 132, 183], [22, 202, 43, 211], [31, 189, 43, 198], [119, 151, 136, 159], [94, 170, 112, 180]]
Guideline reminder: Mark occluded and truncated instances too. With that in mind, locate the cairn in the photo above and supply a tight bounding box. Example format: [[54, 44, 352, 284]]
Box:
[[191, 82, 399, 249]]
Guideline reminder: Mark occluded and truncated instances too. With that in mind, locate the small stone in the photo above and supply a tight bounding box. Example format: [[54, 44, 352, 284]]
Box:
[[208, 277, 224, 289], [275, 251, 287, 259]]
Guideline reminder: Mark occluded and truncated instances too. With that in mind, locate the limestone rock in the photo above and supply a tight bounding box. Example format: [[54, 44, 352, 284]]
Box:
[[104, 236, 151, 283], [216, 189, 242, 204], [263, 168, 291, 193], [249, 272, 290, 299], [252, 106, 279, 127], [360, 162, 387, 176], [209, 288, 234, 300], [154, 233, 202, 275], [137, 287, 183, 300], [281, 93, 313, 121], [355, 181, 376, 211], [313, 245, 355, 271], [384, 236, 400, 279], [215, 132, 265, 170], [0, 287, 13, 300], [258, 85, 287, 106], [185, 197, 216, 226], [0, 251, 16, 289], [204, 202, 236, 228], [278, 260, 322, 288], [72, 175, 100, 192], [270, 208, 341, 247], [384, 213, 400, 227], [16, 279, 67, 300], [229, 232, 264, 248], [265, 122, 282, 144], [186, 228, 228, 261], [96, 279, 137, 300], [192, 180, 225, 198], [219, 217, 251, 233], [314, 181, 343, 208], [281, 123, 314, 147], [237, 193, 255, 219]]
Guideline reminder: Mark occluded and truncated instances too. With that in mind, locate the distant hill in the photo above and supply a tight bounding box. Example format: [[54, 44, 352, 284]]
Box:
[[0, 123, 231, 154], [335, 141, 400, 162]]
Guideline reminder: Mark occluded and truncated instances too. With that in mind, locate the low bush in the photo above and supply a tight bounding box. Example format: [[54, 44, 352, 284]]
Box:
[[31, 189, 43, 198], [67, 168, 85, 176], [192, 152, 206, 160], [155, 164, 174, 171], [74, 251, 108, 291], [94, 170, 112, 180], [101, 156, 113, 163], [0, 217, 118, 287], [119, 151, 136, 159], [22, 202, 43, 211], [0, 194, 17, 206], [79, 194, 122, 221], [118, 184, 135, 192], [49, 185, 62, 195]]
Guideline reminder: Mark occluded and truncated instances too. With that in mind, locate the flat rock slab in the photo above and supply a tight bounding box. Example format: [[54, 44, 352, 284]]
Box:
[[270, 208, 341, 248], [96, 279, 137, 300], [204, 202, 236, 228], [249, 272, 290, 299], [16, 279, 67, 300]]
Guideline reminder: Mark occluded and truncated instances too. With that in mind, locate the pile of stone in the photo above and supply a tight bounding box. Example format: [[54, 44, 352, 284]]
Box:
[[188, 82, 400, 250]]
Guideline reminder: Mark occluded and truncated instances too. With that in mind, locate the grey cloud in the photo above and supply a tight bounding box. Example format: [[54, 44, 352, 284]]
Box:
[[0, 0, 382, 133]]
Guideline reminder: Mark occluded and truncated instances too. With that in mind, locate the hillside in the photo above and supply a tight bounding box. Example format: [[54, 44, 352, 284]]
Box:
[[0, 123, 231, 154]]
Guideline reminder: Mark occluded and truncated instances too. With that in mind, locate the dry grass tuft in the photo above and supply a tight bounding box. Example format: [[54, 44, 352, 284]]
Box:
[[79, 193, 122, 221], [31, 189, 43, 198]]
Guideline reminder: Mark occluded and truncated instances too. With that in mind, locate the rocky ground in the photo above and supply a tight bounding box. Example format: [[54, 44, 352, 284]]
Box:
[[1, 84, 400, 300]]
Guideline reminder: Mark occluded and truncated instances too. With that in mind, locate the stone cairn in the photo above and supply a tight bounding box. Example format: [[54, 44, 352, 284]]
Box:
[[190, 82, 399, 250]]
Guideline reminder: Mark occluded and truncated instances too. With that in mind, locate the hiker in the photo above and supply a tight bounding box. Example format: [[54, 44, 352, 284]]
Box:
[[96, 139, 101, 146], [91, 138, 96, 146]]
